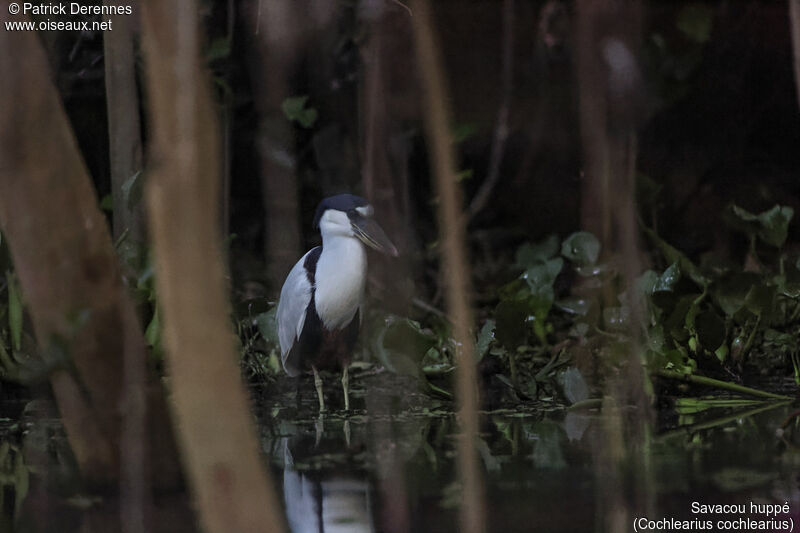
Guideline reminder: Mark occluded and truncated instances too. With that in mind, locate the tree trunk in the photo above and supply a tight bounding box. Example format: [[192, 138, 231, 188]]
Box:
[[0, 9, 180, 499], [247, 0, 304, 290], [140, 1, 284, 532], [360, 1, 417, 316]]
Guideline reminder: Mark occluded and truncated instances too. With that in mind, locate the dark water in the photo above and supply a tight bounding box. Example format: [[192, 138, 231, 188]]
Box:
[[3, 374, 799, 532], [254, 373, 800, 533]]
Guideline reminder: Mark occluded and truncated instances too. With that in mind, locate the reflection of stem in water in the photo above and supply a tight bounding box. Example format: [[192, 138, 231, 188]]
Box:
[[508, 352, 518, 386], [659, 400, 792, 440]]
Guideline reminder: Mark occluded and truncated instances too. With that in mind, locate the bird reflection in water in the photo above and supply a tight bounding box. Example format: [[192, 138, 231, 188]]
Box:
[[282, 438, 375, 533]]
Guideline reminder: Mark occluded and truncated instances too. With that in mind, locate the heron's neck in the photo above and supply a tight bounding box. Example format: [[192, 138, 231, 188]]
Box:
[[314, 234, 367, 330]]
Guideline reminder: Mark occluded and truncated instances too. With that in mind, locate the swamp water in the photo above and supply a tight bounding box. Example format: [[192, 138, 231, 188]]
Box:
[[2, 373, 799, 532], [253, 372, 800, 533]]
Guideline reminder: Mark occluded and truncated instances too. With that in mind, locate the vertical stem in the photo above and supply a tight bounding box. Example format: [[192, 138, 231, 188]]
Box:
[[140, 0, 284, 531], [790, 0, 800, 111], [103, 5, 148, 529], [409, 2, 485, 532], [468, 0, 514, 220], [104, 1, 144, 242]]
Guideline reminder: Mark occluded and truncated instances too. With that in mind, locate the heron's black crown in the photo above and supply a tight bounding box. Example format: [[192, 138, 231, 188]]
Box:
[[313, 194, 369, 228]]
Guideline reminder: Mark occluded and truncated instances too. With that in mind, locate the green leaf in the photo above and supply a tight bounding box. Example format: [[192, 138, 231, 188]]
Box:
[[676, 3, 713, 44], [729, 204, 794, 247], [99, 194, 113, 212], [561, 232, 600, 267], [744, 284, 776, 320], [515, 235, 559, 269], [694, 310, 725, 352], [475, 320, 495, 361], [374, 317, 437, 376], [281, 96, 318, 128], [554, 297, 590, 316], [642, 226, 709, 287], [255, 307, 280, 347], [523, 257, 563, 290], [7, 272, 22, 352], [494, 299, 529, 349], [653, 262, 681, 292], [382, 318, 437, 360], [145, 306, 161, 352], [756, 205, 793, 247], [664, 294, 700, 343], [712, 272, 761, 318]]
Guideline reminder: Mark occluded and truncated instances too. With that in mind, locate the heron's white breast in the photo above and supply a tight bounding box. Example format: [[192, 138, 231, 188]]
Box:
[[314, 236, 367, 330]]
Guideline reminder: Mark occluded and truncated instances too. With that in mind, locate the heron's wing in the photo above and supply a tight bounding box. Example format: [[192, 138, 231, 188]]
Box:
[[276, 247, 318, 376]]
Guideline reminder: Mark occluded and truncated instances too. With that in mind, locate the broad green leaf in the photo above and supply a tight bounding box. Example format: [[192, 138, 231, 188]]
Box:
[[381, 318, 437, 362], [561, 232, 600, 267], [523, 257, 563, 288], [522, 257, 563, 320], [744, 283, 776, 320], [515, 235, 559, 269], [729, 204, 794, 247], [756, 205, 793, 247], [372, 317, 436, 377], [554, 297, 590, 316], [694, 310, 725, 351], [642, 226, 709, 287], [665, 294, 700, 343], [653, 262, 681, 292], [711, 272, 761, 317], [255, 307, 280, 347], [475, 320, 495, 361]]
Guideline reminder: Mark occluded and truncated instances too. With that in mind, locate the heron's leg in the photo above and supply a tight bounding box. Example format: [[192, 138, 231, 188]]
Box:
[[341, 365, 350, 411], [312, 365, 325, 413]]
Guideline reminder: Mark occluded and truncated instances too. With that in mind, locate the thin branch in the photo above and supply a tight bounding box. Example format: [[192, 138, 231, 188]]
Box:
[[467, 0, 514, 221], [409, 1, 485, 532]]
